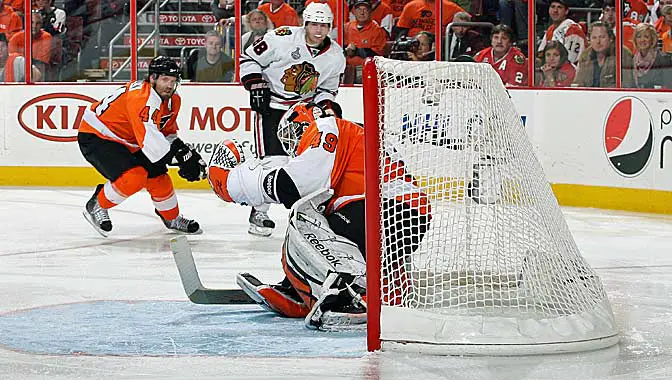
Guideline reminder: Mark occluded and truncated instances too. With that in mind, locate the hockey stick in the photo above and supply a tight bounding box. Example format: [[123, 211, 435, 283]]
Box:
[[169, 236, 255, 304]]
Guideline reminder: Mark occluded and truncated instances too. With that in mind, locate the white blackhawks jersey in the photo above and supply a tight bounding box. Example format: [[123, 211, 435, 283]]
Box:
[[240, 26, 346, 110]]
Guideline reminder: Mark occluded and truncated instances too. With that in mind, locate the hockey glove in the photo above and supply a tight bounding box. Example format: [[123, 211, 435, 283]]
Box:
[[317, 99, 343, 119], [174, 144, 207, 182], [243, 74, 271, 115]]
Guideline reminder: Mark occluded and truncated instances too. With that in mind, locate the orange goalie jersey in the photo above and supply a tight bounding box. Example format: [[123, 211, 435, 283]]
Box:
[[283, 116, 430, 215], [78, 80, 181, 163], [284, 116, 366, 212]]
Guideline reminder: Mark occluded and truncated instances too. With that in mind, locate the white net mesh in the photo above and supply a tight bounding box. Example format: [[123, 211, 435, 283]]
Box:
[[371, 57, 617, 354]]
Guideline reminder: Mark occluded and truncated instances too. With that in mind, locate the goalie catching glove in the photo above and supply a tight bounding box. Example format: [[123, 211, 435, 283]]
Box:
[[170, 139, 207, 182]]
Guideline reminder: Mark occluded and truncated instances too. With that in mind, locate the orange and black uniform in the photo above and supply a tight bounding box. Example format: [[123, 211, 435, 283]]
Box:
[[77, 80, 184, 221]]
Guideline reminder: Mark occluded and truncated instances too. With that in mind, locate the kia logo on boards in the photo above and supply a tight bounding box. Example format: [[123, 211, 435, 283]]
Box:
[[18, 93, 97, 142]]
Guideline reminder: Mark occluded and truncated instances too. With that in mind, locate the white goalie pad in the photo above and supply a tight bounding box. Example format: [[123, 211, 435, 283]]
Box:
[[282, 190, 367, 330], [284, 189, 366, 294]]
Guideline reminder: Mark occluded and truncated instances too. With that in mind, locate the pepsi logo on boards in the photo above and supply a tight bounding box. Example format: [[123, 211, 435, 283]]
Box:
[[603, 96, 654, 177]]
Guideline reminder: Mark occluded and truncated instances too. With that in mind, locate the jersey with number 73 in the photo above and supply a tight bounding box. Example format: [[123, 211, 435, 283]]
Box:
[[78, 80, 181, 163]]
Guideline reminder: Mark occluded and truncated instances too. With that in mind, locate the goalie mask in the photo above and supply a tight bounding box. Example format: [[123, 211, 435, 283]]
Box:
[[277, 102, 325, 157]]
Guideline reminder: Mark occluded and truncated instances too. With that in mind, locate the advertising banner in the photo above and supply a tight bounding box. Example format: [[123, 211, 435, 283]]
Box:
[[1, 84, 671, 195]]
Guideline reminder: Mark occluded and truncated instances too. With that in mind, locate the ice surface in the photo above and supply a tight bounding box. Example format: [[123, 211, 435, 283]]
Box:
[[0, 188, 670, 379]]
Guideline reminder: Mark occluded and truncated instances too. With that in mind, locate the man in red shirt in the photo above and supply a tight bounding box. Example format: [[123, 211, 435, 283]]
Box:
[[394, 0, 465, 38], [474, 24, 528, 86], [258, 0, 300, 28]]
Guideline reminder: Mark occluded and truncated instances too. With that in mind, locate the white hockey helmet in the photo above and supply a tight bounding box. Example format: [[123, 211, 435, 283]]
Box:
[[277, 102, 326, 157], [303, 2, 333, 29]]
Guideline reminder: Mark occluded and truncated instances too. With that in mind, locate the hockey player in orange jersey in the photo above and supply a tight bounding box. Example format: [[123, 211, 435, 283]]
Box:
[[207, 102, 430, 330], [78, 56, 207, 237]]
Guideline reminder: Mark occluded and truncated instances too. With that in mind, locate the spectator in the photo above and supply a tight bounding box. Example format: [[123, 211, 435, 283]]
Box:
[[0, 33, 41, 82], [498, 0, 527, 42], [382, 0, 411, 18], [474, 24, 528, 86], [536, 40, 575, 87], [187, 30, 235, 82], [242, 9, 272, 51], [537, 0, 587, 65], [659, 4, 672, 51], [34, 0, 66, 35], [601, 0, 636, 54], [9, 11, 57, 66], [349, 0, 394, 35], [623, 0, 648, 23], [0, 0, 22, 39], [447, 11, 487, 60], [407, 30, 435, 60], [344, 0, 388, 82], [573, 22, 634, 87], [631, 23, 672, 88], [211, 0, 234, 26], [394, 0, 465, 39], [652, 0, 672, 28], [258, 0, 300, 28], [6, 0, 22, 17]]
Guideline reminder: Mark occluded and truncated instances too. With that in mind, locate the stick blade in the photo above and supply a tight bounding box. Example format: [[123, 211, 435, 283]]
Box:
[[169, 236, 255, 305]]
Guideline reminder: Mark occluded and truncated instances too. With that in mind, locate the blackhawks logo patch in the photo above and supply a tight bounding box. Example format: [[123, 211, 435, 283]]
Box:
[[281, 62, 320, 95], [275, 27, 292, 36], [513, 54, 524, 65]]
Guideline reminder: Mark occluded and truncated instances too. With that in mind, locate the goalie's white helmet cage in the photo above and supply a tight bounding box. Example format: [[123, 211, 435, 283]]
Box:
[[362, 57, 619, 356]]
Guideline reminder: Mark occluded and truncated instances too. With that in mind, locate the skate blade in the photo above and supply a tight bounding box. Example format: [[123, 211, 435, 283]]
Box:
[[309, 311, 367, 332], [248, 224, 272, 237], [82, 210, 110, 238], [166, 227, 204, 235]]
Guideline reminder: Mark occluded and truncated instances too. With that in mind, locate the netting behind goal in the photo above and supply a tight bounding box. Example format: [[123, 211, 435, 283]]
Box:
[[362, 57, 618, 355]]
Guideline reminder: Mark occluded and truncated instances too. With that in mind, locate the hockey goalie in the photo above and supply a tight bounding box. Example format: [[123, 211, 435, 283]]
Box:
[[207, 102, 431, 330]]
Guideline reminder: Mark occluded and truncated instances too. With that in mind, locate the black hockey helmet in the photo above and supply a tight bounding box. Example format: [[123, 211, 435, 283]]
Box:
[[148, 56, 181, 79]]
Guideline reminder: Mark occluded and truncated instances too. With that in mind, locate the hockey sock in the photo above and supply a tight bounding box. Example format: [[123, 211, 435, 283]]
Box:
[[147, 174, 179, 221], [98, 167, 148, 209]]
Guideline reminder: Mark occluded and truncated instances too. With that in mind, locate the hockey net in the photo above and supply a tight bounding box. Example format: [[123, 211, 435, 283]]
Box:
[[362, 57, 618, 355]]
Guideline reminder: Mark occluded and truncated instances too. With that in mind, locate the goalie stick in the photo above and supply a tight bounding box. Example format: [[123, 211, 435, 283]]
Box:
[[169, 236, 255, 304]]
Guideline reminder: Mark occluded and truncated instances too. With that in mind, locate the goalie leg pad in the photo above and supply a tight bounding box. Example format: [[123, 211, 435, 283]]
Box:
[[281, 190, 368, 329], [236, 273, 310, 318]]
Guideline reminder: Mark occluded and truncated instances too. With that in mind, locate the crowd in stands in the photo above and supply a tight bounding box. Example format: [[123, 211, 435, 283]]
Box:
[[2, 0, 672, 89]]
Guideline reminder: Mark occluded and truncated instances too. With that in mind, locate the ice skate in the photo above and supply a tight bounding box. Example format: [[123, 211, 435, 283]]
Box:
[[155, 210, 203, 234], [82, 184, 112, 237], [248, 207, 275, 237]]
